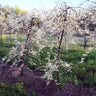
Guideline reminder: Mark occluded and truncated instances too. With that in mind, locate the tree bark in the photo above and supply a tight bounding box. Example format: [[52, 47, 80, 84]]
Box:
[[1, 30, 2, 43], [57, 29, 64, 83], [56, 8, 68, 83], [21, 19, 34, 76]]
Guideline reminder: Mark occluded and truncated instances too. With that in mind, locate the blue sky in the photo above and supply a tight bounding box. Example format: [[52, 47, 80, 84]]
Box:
[[0, 0, 94, 11]]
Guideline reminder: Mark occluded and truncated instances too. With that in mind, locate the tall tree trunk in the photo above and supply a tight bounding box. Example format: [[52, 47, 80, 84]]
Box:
[[56, 8, 68, 83], [21, 33, 30, 76], [1, 30, 2, 43], [57, 29, 64, 83], [84, 36, 87, 53], [64, 35, 67, 61], [21, 18, 34, 76], [9, 31, 12, 45]]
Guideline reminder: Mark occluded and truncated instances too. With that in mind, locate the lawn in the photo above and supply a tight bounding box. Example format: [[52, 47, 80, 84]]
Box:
[[0, 40, 96, 88], [0, 34, 26, 44]]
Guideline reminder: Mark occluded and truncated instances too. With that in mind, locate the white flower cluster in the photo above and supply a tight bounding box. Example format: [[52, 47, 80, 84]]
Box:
[[42, 62, 58, 80], [42, 57, 72, 80], [2, 42, 24, 65], [61, 62, 72, 72]]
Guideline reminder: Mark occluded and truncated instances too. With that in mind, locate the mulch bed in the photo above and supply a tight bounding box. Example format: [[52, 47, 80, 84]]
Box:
[[0, 64, 96, 96]]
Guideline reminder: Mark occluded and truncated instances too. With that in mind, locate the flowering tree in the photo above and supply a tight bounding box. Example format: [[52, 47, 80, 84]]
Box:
[[73, 2, 96, 52], [40, 2, 82, 83], [1, 0, 96, 85]]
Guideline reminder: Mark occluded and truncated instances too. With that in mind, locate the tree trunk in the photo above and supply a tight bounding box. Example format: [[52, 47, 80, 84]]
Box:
[[56, 8, 68, 83], [1, 29, 3, 43], [9, 31, 12, 45], [21, 18, 33, 76], [84, 36, 87, 53], [57, 29, 64, 83]]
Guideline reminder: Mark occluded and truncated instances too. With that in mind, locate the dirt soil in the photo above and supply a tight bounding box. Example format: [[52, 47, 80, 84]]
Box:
[[0, 64, 96, 96]]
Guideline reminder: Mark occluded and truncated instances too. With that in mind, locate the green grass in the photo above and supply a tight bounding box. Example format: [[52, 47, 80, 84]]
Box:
[[1, 40, 96, 87], [0, 83, 30, 96], [59, 50, 96, 87], [60, 49, 84, 64], [0, 34, 26, 44], [3, 37, 26, 44], [0, 42, 14, 59], [84, 50, 96, 62], [51, 47, 96, 87]]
